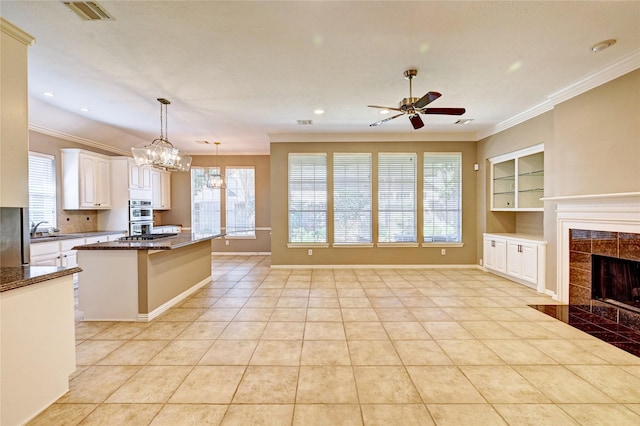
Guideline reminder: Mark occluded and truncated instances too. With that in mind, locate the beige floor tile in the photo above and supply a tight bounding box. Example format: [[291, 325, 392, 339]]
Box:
[[527, 339, 608, 364], [277, 297, 308, 308], [221, 404, 294, 426], [309, 288, 338, 298], [383, 321, 431, 340], [244, 296, 279, 308], [90, 322, 150, 340], [339, 297, 372, 308], [270, 307, 307, 321], [197, 308, 241, 321], [148, 339, 212, 365], [179, 296, 217, 308], [506, 321, 559, 339], [261, 321, 305, 340], [393, 340, 453, 366], [460, 365, 550, 403], [27, 403, 97, 426], [421, 322, 475, 339], [176, 321, 227, 340], [572, 339, 640, 365], [348, 340, 402, 365], [408, 307, 454, 322], [441, 307, 489, 321], [370, 297, 404, 308], [75, 340, 125, 365], [292, 404, 362, 426], [96, 340, 168, 365], [199, 339, 258, 365], [459, 320, 517, 339], [481, 339, 557, 365], [437, 340, 505, 365], [475, 307, 527, 321], [233, 307, 273, 321], [77, 403, 161, 425], [75, 321, 115, 340], [406, 366, 486, 403], [106, 365, 191, 403], [559, 404, 640, 425], [296, 366, 358, 403], [626, 404, 640, 415], [306, 307, 342, 321], [59, 365, 139, 403], [354, 366, 421, 403], [344, 321, 389, 340], [426, 404, 507, 425], [159, 307, 208, 322], [566, 365, 640, 403], [308, 296, 340, 308], [233, 366, 298, 403], [429, 296, 468, 308], [300, 340, 351, 365], [339, 288, 368, 297], [304, 321, 346, 340], [169, 366, 245, 403], [132, 321, 190, 340], [492, 404, 579, 426], [213, 297, 248, 308], [361, 404, 434, 425], [375, 307, 417, 322], [514, 365, 616, 403], [620, 365, 640, 379], [218, 321, 266, 339], [341, 308, 380, 322], [281, 288, 310, 297], [150, 404, 227, 426], [250, 340, 302, 365]]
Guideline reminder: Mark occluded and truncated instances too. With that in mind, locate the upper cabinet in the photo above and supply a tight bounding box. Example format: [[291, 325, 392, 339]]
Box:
[[151, 168, 171, 210], [61, 149, 111, 209], [489, 144, 544, 211], [129, 161, 152, 192]]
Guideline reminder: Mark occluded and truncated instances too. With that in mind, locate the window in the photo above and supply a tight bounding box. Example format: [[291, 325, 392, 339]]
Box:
[[423, 153, 462, 243], [225, 167, 255, 237], [28, 152, 56, 229], [378, 153, 417, 243], [191, 167, 221, 234], [333, 153, 371, 244], [288, 153, 327, 243]]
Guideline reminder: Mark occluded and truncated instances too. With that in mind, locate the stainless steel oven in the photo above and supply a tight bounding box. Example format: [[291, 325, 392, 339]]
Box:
[[129, 200, 153, 222], [129, 221, 153, 236]]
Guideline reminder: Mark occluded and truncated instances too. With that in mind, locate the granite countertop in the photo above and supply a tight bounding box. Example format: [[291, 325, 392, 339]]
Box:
[[73, 233, 224, 251], [30, 230, 127, 244], [0, 266, 82, 293]]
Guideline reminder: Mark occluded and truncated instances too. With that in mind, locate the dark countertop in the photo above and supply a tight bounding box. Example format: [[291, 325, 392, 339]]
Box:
[[0, 266, 82, 293], [73, 233, 224, 251], [30, 230, 127, 244]]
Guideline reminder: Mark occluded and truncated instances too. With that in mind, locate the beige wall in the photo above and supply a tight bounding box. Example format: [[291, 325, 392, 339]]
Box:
[[270, 141, 477, 266]]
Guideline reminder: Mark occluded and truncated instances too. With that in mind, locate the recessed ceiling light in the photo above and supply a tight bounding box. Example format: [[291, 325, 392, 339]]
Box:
[[80, 107, 90, 112], [379, 109, 390, 115], [314, 109, 324, 115], [591, 39, 616, 53], [43, 92, 54, 97], [455, 119, 474, 125]]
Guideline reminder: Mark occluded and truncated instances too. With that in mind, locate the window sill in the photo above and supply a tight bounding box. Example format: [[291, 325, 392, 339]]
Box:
[[377, 242, 420, 248], [421, 242, 464, 248], [225, 235, 256, 240], [331, 243, 375, 248], [287, 243, 330, 249]]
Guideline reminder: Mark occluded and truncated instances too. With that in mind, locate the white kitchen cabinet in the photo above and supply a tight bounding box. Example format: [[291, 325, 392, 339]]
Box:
[[61, 149, 111, 209], [483, 233, 546, 292], [30, 241, 61, 266], [489, 144, 544, 211], [129, 160, 152, 191], [152, 169, 171, 210]]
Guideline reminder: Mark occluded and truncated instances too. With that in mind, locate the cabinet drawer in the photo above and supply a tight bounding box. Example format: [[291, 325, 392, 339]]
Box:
[[60, 238, 85, 252], [30, 241, 60, 257], [85, 236, 107, 245]]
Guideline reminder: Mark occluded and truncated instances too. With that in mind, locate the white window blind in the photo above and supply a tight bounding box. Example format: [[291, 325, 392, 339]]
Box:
[[378, 153, 417, 243], [423, 153, 462, 243], [191, 167, 221, 234], [225, 167, 256, 237], [333, 153, 372, 244], [28, 152, 56, 229], [288, 153, 327, 243]]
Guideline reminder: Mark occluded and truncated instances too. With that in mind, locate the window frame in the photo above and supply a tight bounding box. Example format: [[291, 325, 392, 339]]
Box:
[[333, 153, 372, 246], [28, 151, 57, 231], [190, 166, 222, 235], [225, 166, 256, 239]]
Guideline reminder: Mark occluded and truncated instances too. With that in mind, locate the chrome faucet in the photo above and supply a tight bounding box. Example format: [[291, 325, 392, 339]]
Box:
[[30, 221, 49, 237]]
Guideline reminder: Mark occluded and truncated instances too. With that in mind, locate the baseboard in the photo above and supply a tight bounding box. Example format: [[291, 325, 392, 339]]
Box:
[[211, 251, 271, 256], [137, 275, 212, 322], [270, 264, 478, 269]]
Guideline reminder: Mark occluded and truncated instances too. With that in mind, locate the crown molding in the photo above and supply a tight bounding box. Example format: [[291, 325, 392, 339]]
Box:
[[269, 132, 477, 143], [476, 100, 554, 140], [0, 18, 35, 46], [29, 124, 131, 156]]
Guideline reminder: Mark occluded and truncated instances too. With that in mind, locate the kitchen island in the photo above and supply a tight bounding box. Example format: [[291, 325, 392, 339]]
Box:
[[74, 233, 223, 321]]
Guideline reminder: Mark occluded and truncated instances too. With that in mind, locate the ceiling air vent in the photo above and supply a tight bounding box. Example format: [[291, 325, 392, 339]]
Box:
[[296, 120, 313, 125], [63, 2, 115, 21]]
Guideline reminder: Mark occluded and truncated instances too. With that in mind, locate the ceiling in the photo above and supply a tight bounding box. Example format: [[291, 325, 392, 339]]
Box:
[[2, 1, 639, 155]]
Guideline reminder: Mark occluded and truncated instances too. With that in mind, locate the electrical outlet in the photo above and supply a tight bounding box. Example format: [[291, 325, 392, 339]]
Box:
[[225, 240, 229, 246], [441, 249, 446, 256], [308, 249, 313, 256]]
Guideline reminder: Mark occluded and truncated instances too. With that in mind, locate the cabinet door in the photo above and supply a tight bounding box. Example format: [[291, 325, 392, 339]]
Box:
[[140, 166, 152, 191], [520, 243, 538, 283], [95, 157, 111, 208], [483, 237, 495, 270], [160, 171, 171, 210], [31, 253, 61, 266], [60, 250, 78, 268], [129, 162, 141, 189], [494, 239, 507, 273], [151, 169, 162, 209], [506, 241, 522, 278], [79, 154, 98, 208]]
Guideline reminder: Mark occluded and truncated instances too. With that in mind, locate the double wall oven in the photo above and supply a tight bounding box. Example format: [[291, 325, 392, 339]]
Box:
[[129, 200, 153, 235]]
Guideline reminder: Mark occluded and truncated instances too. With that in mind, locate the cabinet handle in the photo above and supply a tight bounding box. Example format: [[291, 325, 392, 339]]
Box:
[[491, 240, 495, 247]]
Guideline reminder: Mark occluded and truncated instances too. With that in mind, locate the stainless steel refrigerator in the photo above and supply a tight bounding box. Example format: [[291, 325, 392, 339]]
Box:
[[0, 207, 30, 266]]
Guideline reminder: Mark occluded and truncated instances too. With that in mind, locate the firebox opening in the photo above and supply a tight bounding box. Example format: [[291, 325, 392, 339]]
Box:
[[592, 254, 640, 313]]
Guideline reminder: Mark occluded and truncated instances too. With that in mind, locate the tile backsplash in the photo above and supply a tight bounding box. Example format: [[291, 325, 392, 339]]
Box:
[[56, 210, 98, 233]]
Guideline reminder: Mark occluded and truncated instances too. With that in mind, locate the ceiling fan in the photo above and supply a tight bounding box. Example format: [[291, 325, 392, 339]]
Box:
[[368, 69, 466, 129]]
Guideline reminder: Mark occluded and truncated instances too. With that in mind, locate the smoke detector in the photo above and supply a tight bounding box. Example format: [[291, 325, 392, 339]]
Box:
[[63, 2, 115, 21]]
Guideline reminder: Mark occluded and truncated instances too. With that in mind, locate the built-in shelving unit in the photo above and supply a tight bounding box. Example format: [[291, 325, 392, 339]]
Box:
[[490, 144, 544, 211]]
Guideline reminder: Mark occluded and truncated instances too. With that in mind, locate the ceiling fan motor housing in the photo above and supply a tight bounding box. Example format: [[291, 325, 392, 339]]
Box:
[[399, 97, 420, 108]]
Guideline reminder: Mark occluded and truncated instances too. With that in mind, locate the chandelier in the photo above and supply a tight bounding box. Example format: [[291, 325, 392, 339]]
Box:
[[131, 98, 192, 172], [205, 141, 225, 189]]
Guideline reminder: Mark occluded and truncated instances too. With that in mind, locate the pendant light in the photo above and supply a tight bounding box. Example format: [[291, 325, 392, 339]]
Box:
[[205, 142, 225, 189], [132, 98, 192, 172]]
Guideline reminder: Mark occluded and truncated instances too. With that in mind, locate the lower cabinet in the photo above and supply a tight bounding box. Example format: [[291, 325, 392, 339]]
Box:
[[483, 233, 546, 292]]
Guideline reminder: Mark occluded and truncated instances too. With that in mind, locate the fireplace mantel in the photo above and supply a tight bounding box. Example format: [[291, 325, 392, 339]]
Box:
[[549, 192, 640, 302]]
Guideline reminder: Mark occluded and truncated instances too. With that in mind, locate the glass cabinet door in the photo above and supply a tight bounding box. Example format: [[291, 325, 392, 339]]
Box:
[[492, 159, 515, 209], [517, 151, 544, 209]]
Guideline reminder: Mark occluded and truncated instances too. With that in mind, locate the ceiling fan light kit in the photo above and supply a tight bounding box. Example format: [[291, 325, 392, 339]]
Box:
[[131, 98, 192, 172], [368, 69, 466, 128]]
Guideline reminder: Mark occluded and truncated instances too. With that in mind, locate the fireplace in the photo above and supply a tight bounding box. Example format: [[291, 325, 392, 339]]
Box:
[[592, 254, 640, 312]]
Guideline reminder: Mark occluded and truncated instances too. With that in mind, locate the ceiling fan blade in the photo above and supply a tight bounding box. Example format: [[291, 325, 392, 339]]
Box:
[[409, 114, 424, 129], [368, 105, 403, 112], [414, 91, 442, 109], [369, 112, 405, 127], [421, 107, 466, 116]]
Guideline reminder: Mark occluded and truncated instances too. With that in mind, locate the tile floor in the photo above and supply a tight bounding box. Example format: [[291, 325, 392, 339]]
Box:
[[30, 255, 640, 425]]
